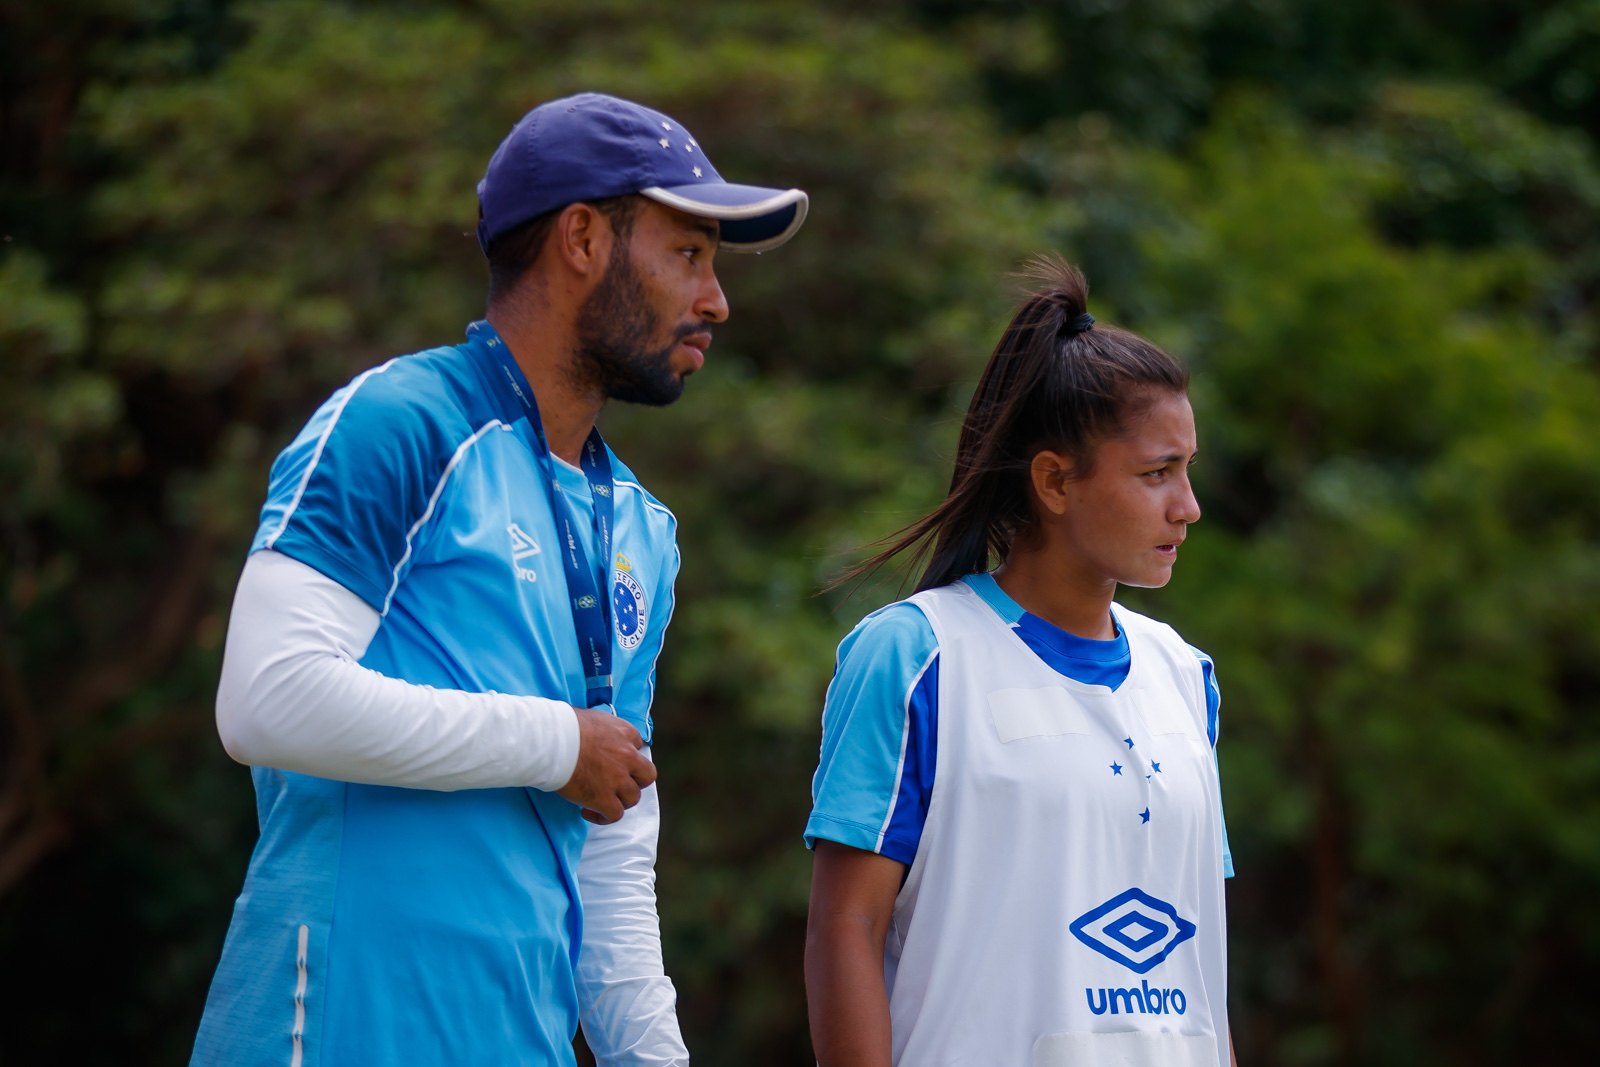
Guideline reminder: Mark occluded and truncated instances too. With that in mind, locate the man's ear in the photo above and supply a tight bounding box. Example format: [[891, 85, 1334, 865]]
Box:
[[550, 202, 613, 278], [1029, 450, 1074, 517]]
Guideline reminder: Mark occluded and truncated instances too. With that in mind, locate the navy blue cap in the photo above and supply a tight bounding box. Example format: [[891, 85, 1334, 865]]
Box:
[[477, 92, 808, 254]]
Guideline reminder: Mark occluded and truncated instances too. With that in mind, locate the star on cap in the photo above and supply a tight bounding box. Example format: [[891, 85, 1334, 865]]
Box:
[[692, 166, 702, 178], [660, 121, 671, 130], [659, 137, 670, 149]]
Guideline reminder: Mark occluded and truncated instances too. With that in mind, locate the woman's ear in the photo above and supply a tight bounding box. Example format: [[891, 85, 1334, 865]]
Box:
[[1029, 450, 1074, 517]]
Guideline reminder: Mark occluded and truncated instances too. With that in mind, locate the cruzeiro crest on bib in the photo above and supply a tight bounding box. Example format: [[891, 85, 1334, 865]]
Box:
[[612, 551, 649, 651]]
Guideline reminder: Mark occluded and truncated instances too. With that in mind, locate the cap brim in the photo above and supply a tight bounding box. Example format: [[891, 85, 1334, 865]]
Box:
[[640, 184, 808, 253]]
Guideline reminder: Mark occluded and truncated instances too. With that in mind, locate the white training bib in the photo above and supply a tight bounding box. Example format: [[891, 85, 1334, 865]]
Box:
[[884, 582, 1230, 1067]]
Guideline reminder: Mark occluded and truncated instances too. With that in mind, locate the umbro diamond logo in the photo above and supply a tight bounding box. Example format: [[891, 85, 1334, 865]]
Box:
[[1069, 888, 1196, 974], [508, 523, 541, 583]]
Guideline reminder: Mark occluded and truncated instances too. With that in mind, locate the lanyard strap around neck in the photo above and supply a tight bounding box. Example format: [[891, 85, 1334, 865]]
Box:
[[479, 325, 616, 708]]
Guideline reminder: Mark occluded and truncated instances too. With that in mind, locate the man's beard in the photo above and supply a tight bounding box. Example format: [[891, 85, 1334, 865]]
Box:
[[572, 243, 698, 406]]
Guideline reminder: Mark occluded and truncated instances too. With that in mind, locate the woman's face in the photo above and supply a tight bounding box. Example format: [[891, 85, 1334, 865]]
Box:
[[1050, 390, 1201, 591]]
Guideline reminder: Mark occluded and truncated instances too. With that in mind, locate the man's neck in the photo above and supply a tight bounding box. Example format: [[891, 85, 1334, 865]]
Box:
[[487, 307, 603, 465]]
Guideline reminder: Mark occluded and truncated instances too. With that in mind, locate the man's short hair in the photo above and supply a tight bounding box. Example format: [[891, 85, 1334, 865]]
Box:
[[485, 195, 640, 307]]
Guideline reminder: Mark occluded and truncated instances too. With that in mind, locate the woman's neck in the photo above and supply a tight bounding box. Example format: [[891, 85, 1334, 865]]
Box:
[[991, 545, 1117, 640]]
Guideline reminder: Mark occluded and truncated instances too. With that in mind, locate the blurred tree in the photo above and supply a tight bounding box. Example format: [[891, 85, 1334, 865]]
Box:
[[3, 1, 1599, 1065], [1505, 0, 1600, 140]]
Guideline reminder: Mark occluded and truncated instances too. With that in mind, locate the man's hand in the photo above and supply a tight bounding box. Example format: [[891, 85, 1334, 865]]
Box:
[[558, 707, 657, 824]]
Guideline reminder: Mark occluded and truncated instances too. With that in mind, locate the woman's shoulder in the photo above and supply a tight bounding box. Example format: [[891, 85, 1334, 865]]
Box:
[[1113, 602, 1215, 673], [1111, 601, 1186, 643], [836, 598, 940, 669]]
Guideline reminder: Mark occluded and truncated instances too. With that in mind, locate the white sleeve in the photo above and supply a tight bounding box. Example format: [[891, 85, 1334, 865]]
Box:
[[576, 768, 689, 1066], [215, 548, 580, 791]]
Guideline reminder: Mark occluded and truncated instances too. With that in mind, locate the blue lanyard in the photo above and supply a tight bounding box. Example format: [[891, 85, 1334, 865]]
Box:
[[476, 324, 616, 708]]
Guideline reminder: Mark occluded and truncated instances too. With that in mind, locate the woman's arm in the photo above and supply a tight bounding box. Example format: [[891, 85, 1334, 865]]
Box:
[[805, 839, 907, 1067]]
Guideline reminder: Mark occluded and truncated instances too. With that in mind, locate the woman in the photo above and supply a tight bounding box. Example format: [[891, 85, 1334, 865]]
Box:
[[804, 256, 1234, 1066]]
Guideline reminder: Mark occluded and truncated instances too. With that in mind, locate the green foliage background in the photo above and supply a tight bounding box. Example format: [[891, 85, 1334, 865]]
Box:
[[4, 1, 1598, 1062]]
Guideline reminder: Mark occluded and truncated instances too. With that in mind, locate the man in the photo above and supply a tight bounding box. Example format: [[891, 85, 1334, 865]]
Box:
[[190, 92, 808, 1066]]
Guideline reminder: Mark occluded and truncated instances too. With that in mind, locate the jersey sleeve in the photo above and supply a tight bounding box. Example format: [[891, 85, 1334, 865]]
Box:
[[1189, 643, 1234, 879], [253, 358, 453, 613], [805, 601, 940, 866]]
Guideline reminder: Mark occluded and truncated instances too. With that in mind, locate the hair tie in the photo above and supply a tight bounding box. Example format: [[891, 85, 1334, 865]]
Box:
[[1062, 311, 1095, 337]]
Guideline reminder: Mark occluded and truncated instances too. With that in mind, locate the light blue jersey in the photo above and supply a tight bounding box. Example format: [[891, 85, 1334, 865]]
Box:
[[192, 322, 679, 1067], [807, 573, 1230, 876]]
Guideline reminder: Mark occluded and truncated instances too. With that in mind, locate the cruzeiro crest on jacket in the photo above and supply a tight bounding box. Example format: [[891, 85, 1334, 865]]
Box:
[[612, 551, 649, 651]]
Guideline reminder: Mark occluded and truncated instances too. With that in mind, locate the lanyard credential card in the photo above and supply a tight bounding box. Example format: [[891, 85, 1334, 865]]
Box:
[[478, 324, 616, 708]]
